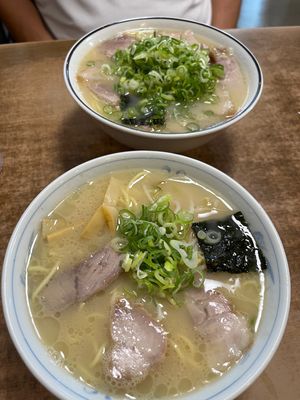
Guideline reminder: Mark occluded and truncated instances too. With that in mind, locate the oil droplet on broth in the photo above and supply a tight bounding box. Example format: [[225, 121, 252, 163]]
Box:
[[154, 383, 168, 397], [178, 378, 194, 393], [136, 376, 154, 394]]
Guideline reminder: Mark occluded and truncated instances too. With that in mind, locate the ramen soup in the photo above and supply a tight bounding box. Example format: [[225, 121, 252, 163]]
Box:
[[27, 169, 266, 399], [76, 29, 248, 133]]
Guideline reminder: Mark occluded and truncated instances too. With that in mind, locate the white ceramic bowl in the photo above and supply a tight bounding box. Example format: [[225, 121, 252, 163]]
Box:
[[64, 17, 263, 152], [2, 151, 289, 400]]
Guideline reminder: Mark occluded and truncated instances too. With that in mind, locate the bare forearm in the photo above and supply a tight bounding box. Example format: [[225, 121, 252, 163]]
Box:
[[0, 0, 53, 42], [211, 0, 241, 29]]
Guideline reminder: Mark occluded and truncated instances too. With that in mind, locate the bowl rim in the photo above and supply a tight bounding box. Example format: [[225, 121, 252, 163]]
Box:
[[64, 16, 263, 140], [2, 150, 290, 400]]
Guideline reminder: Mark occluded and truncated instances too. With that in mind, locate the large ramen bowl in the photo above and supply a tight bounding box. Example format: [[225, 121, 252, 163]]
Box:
[[2, 151, 289, 400], [64, 17, 263, 152]]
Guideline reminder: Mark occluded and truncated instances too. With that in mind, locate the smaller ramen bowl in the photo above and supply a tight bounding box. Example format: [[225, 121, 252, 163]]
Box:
[[64, 17, 263, 152], [2, 151, 290, 400]]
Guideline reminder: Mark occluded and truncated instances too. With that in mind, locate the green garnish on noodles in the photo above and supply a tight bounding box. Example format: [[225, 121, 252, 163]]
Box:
[[109, 34, 224, 127], [113, 195, 205, 303]]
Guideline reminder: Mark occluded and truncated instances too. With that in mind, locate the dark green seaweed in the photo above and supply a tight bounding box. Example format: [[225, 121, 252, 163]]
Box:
[[192, 211, 267, 273], [120, 93, 165, 126]]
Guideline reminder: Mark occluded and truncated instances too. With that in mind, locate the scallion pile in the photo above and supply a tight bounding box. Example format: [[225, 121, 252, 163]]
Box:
[[112, 195, 205, 303], [109, 34, 224, 127]]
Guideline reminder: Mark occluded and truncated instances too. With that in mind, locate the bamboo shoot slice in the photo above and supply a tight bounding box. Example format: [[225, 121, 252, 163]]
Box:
[[81, 205, 105, 239], [102, 205, 118, 233]]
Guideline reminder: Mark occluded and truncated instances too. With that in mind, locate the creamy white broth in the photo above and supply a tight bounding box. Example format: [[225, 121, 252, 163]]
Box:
[[27, 169, 264, 399], [77, 29, 248, 134]]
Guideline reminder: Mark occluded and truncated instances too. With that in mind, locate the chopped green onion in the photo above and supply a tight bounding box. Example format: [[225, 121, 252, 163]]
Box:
[[203, 230, 222, 245], [116, 195, 205, 302], [197, 230, 207, 240], [103, 105, 114, 115], [193, 269, 206, 288], [186, 122, 200, 132], [111, 34, 224, 127], [169, 240, 199, 269], [110, 237, 128, 251], [101, 63, 112, 75]]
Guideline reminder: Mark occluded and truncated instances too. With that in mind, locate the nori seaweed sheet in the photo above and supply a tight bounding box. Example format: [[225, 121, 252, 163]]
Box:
[[192, 211, 267, 273]]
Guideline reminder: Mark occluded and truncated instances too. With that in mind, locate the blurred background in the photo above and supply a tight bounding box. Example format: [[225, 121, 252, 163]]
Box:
[[0, 0, 299, 43], [238, 0, 300, 27]]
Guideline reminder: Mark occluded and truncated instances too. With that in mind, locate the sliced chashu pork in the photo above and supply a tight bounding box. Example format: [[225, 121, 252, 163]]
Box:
[[103, 298, 167, 387], [40, 246, 122, 312], [77, 59, 119, 106], [211, 48, 245, 88], [185, 288, 252, 370], [207, 47, 246, 117], [211, 47, 245, 115], [86, 81, 120, 106], [78, 66, 119, 106], [101, 34, 136, 58]]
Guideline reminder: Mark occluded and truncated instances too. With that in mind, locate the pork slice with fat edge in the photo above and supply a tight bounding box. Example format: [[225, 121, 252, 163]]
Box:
[[40, 246, 122, 312], [103, 298, 167, 387]]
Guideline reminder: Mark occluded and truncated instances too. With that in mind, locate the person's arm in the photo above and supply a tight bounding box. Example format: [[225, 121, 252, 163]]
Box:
[[0, 0, 53, 42], [211, 0, 241, 29]]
